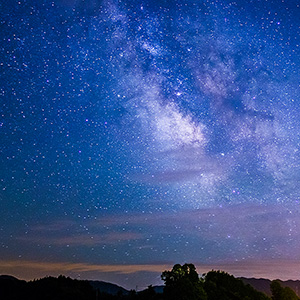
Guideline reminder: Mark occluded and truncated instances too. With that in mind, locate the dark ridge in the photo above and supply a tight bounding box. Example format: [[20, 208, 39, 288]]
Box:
[[89, 280, 129, 295], [240, 277, 300, 297], [1, 274, 300, 298], [240, 278, 272, 296], [0, 275, 22, 281]]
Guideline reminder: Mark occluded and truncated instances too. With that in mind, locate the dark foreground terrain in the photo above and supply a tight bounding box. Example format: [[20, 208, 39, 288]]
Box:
[[1, 264, 299, 300]]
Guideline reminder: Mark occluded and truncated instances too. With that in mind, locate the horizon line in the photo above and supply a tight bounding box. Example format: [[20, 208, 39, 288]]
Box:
[[1, 259, 300, 283]]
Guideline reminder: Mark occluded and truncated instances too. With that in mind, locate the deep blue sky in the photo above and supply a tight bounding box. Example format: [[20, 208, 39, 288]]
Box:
[[1, 0, 300, 290]]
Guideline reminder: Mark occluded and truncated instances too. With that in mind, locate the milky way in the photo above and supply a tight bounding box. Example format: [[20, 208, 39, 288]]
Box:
[[1, 0, 300, 289]]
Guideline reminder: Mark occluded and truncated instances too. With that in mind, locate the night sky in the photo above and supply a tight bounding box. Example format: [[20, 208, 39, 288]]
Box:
[[1, 0, 300, 290]]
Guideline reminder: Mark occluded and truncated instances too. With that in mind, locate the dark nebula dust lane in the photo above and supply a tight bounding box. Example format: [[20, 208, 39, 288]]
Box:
[[1, 0, 300, 289]]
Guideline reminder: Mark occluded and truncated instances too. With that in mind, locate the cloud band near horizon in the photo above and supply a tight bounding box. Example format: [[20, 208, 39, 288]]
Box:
[[2, 259, 300, 286]]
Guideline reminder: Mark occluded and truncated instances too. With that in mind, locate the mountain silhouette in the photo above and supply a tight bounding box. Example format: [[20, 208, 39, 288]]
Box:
[[1, 274, 300, 299], [240, 277, 300, 297], [89, 280, 129, 295]]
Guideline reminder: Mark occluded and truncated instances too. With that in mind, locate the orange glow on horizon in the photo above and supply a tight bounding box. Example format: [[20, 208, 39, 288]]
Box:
[[1, 259, 300, 283]]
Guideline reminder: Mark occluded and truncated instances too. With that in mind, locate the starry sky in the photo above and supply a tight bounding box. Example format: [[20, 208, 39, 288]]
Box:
[[1, 0, 300, 290]]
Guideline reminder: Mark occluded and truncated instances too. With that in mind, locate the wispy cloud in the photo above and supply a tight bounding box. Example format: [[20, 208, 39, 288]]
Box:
[[17, 204, 300, 261], [2, 259, 300, 283], [0, 260, 170, 274], [17, 231, 143, 246]]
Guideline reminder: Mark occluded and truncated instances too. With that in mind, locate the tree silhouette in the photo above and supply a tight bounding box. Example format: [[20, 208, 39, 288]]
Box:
[[161, 263, 207, 300], [271, 280, 299, 300], [204, 270, 270, 300]]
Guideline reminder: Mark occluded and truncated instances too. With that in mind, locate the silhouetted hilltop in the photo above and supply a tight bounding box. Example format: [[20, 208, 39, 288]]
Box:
[[89, 280, 129, 295], [0, 274, 128, 295], [0, 275, 27, 299], [0, 275, 94, 300], [0, 275, 23, 281], [240, 278, 272, 296], [241, 277, 300, 297]]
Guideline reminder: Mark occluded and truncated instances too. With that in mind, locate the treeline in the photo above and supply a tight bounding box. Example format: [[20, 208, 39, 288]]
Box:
[[0, 275, 94, 300], [0, 264, 299, 300]]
